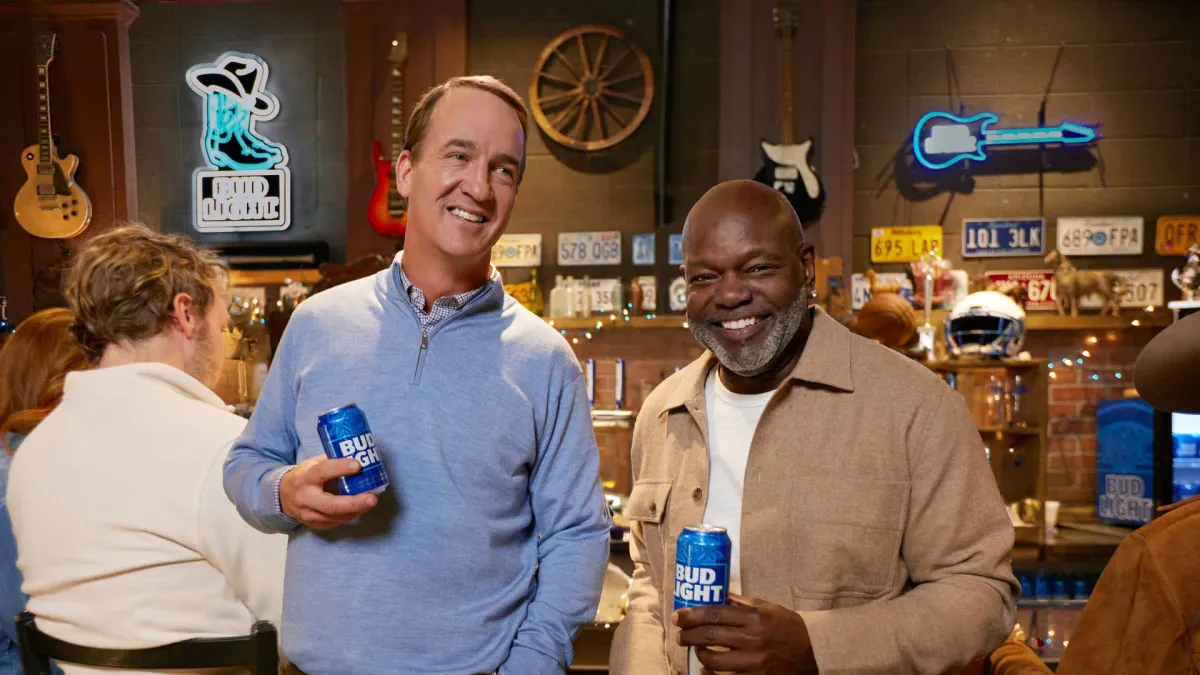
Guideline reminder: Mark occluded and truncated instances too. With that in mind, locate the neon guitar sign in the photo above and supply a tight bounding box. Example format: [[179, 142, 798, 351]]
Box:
[[913, 111, 1097, 171]]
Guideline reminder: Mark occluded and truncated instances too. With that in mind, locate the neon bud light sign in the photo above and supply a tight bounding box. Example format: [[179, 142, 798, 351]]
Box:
[[913, 111, 1097, 171], [186, 52, 291, 232]]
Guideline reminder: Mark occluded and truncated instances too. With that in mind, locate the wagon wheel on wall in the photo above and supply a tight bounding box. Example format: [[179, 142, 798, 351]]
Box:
[[529, 24, 654, 152]]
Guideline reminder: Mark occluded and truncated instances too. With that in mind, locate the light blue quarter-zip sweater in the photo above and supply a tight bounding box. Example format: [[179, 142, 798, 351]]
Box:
[[223, 258, 610, 675]]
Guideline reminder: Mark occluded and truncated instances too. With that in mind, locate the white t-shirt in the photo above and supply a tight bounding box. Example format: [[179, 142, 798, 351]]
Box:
[[689, 367, 776, 675]]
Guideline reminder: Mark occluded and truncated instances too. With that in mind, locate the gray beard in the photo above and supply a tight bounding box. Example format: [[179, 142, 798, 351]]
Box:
[[687, 292, 810, 377]]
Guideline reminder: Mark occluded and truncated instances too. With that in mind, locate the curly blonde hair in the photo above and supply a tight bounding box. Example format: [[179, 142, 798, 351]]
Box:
[[64, 225, 227, 360]]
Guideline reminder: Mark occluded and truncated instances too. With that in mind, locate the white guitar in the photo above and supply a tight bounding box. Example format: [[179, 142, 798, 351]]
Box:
[[753, 3, 824, 226]]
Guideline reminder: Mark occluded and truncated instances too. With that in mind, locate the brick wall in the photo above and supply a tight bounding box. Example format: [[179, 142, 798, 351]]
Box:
[[468, 0, 720, 309], [854, 0, 1194, 505], [1026, 330, 1157, 504], [567, 326, 703, 492], [855, 0, 1199, 284], [130, 0, 348, 260]]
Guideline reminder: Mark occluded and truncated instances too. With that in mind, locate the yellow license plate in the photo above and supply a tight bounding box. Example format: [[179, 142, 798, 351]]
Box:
[[1156, 215, 1200, 255], [870, 226, 944, 263]]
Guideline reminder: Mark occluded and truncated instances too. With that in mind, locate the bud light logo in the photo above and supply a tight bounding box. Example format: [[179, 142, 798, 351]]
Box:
[[675, 564, 726, 606], [337, 432, 380, 468]]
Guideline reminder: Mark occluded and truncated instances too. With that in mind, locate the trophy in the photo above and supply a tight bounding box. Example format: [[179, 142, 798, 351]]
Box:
[[914, 246, 943, 360], [1171, 244, 1200, 302]]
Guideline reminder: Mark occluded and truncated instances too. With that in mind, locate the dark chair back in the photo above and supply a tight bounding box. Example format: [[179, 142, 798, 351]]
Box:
[[16, 611, 278, 675]]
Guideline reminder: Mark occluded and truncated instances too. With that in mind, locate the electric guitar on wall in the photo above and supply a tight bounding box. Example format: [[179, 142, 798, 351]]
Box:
[[14, 33, 92, 239], [367, 31, 409, 237], [754, 3, 825, 226]]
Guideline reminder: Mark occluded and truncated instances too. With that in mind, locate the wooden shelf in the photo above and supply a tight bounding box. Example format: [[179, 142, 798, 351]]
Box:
[[546, 315, 689, 330], [229, 269, 322, 286], [544, 310, 1171, 332], [1024, 312, 1171, 330], [979, 426, 1044, 437], [927, 309, 1170, 331], [926, 358, 1048, 371]]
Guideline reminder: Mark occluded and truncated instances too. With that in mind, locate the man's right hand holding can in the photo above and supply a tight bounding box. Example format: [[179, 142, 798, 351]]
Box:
[[280, 457, 378, 530]]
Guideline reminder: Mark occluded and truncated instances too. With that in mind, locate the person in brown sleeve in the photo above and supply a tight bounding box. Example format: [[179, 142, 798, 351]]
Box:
[[988, 310, 1200, 675], [609, 179, 1018, 675]]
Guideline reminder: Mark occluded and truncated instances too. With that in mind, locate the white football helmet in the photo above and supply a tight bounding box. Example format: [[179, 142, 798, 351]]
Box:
[[945, 291, 1026, 358]]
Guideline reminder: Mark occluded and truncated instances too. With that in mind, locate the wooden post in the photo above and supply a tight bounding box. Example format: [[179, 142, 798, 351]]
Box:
[[0, 0, 139, 320]]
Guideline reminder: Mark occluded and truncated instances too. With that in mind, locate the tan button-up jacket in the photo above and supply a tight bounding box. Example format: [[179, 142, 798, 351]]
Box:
[[610, 308, 1018, 675]]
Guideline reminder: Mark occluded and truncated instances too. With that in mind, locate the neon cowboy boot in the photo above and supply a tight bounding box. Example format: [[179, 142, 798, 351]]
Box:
[[202, 91, 285, 171]]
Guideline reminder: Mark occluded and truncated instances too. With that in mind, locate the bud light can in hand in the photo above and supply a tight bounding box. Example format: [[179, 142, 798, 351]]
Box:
[[674, 524, 731, 610], [317, 404, 389, 496]]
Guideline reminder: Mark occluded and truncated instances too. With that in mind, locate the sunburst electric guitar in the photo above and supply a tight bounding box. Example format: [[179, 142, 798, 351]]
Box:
[[14, 33, 92, 240], [367, 32, 409, 238]]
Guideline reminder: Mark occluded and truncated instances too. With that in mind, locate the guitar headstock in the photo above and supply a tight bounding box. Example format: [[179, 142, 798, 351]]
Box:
[[389, 32, 408, 65], [772, 3, 796, 36], [36, 33, 57, 68]]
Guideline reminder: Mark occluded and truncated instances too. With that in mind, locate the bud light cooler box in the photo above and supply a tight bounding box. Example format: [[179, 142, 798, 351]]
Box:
[[1095, 398, 1156, 525]]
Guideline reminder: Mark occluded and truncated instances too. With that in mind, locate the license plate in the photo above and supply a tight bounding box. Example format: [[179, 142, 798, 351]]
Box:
[[1057, 217, 1144, 255], [962, 218, 1045, 257], [850, 272, 912, 310], [668, 234, 684, 265], [573, 277, 623, 313], [558, 231, 622, 266], [491, 234, 542, 267], [635, 275, 657, 312], [986, 270, 1057, 311], [1078, 269, 1164, 309], [632, 233, 655, 265], [870, 225, 943, 263], [1156, 215, 1200, 256]]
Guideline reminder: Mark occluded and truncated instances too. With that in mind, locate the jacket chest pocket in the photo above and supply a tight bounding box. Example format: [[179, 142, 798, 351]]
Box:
[[788, 476, 909, 600], [625, 480, 674, 567]]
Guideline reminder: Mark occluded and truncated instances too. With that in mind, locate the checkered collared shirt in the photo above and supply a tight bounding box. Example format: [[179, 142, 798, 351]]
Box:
[[397, 263, 490, 331]]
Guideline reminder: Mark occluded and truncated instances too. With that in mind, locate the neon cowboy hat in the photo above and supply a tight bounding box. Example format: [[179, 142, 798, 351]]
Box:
[[186, 53, 278, 117]]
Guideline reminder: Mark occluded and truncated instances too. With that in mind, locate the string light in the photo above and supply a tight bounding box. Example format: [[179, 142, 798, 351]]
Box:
[[1115, 372, 1123, 379], [1050, 372, 1057, 379], [1086, 335, 1098, 345], [1081, 350, 1090, 357], [1131, 319, 1141, 326]]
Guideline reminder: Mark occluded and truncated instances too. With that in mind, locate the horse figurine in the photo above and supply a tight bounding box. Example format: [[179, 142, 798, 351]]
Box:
[[1044, 250, 1122, 317]]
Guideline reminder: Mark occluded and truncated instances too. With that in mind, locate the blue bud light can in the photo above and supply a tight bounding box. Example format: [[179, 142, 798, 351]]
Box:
[[317, 404, 389, 496], [674, 525, 731, 610]]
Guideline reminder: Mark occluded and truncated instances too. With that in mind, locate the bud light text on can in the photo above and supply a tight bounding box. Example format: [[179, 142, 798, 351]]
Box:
[[674, 524, 731, 611], [317, 404, 389, 496]]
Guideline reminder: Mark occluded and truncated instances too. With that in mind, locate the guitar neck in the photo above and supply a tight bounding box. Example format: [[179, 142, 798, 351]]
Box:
[[36, 64, 53, 169], [777, 23, 795, 145], [388, 63, 404, 201]]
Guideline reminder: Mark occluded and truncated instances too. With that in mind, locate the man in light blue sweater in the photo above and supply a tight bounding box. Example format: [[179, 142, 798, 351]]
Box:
[[224, 76, 610, 675]]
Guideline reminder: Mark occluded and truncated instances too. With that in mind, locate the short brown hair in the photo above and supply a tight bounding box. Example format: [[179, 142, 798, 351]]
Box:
[[65, 225, 227, 359], [403, 75, 529, 183], [0, 308, 90, 451]]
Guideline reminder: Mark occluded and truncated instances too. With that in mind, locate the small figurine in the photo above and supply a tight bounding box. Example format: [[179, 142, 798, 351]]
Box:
[[1044, 250, 1122, 317], [1171, 244, 1200, 301]]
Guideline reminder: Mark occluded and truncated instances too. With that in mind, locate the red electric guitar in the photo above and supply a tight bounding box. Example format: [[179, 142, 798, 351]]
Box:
[[367, 32, 408, 237]]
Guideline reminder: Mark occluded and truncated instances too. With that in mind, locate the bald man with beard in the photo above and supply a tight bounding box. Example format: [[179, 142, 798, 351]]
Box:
[[610, 180, 1018, 675]]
